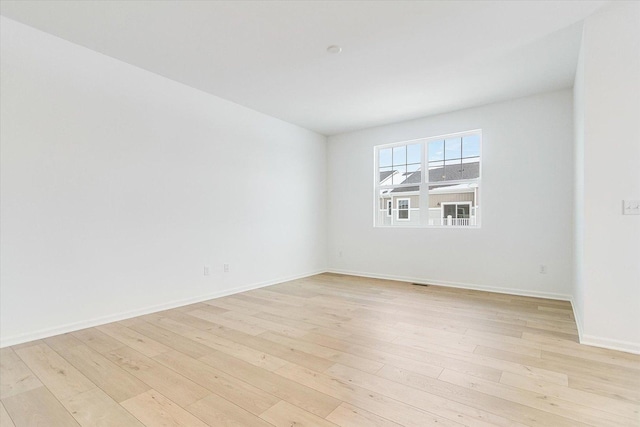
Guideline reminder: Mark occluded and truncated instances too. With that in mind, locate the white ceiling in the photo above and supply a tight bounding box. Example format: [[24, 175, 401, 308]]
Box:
[[0, 1, 607, 135]]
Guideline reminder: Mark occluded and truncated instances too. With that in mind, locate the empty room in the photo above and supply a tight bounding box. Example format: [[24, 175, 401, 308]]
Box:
[[1, 1, 639, 426]]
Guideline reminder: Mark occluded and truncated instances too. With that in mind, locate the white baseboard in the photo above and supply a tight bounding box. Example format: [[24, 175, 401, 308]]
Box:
[[569, 297, 640, 354], [569, 297, 584, 342], [579, 335, 640, 355], [326, 268, 573, 301], [0, 269, 325, 348]]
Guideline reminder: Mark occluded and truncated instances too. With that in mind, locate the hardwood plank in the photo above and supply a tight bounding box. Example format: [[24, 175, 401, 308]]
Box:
[[470, 328, 640, 370], [439, 368, 630, 427], [121, 389, 208, 427], [172, 302, 220, 313], [0, 348, 42, 399], [252, 310, 325, 332], [147, 315, 290, 371], [0, 402, 16, 427], [201, 299, 250, 314], [325, 363, 523, 427], [259, 400, 339, 427], [14, 344, 95, 400], [116, 317, 142, 327], [522, 332, 640, 365], [50, 343, 150, 403], [160, 310, 226, 331], [376, 364, 566, 427], [373, 333, 569, 386], [259, 331, 384, 373], [232, 293, 299, 310], [8, 340, 44, 351], [302, 331, 493, 381], [128, 319, 215, 359], [222, 310, 309, 337], [186, 394, 275, 427], [199, 350, 341, 418], [541, 349, 640, 388], [71, 328, 125, 354], [473, 345, 640, 401], [43, 333, 84, 353], [61, 387, 144, 426], [326, 402, 404, 427], [155, 313, 334, 372], [464, 329, 543, 357], [187, 309, 268, 336], [2, 387, 79, 426], [153, 350, 280, 416], [500, 371, 640, 421], [569, 375, 640, 405], [103, 345, 210, 407], [274, 362, 462, 427], [96, 323, 171, 357]]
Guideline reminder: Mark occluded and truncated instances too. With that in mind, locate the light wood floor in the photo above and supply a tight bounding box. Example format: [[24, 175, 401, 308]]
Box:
[[1, 273, 639, 427]]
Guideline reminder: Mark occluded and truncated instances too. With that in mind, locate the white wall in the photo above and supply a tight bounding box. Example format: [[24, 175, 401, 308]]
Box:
[[0, 18, 327, 347], [327, 90, 574, 300], [573, 2, 640, 353], [572, 31, 586, 337]]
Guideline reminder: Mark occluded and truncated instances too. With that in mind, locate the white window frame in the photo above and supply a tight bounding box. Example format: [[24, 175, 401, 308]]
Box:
[[386, 200, 392, 217], [440, 202, 473, 218], [397, 198, 410, 221], [374, 129, 481, 228], [441, 201, 472, 218]]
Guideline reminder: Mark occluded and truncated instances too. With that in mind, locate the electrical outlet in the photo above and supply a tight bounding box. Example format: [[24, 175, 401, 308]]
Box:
[[539, 264, 547, 274], [223, 264, 229, 273], [623, 200, 640, 215], [203, 266, 210, 276]]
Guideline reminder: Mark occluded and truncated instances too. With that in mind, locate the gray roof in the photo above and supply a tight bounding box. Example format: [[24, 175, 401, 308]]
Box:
[[429, 162, 479, 182], [391, 170, 421, 193], [379, 170, 395, 182], [388, 162, 479, 193]]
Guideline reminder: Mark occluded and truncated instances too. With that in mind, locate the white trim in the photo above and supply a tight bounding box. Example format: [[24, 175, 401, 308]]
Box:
[[375, 128, 482, 150], [0, 269, 325, 348], [326, 268, 572, 301], [386, 199, 392, 217], [379, 182, 423, 190], [570, 297, 584, 342], [375, 225, 482, 229], [579, 335, 640, 355], [570, 297, 640, 355], [374, 130, 481, 228], [396, 198, 410, 221], [441, 201, 472, 220]]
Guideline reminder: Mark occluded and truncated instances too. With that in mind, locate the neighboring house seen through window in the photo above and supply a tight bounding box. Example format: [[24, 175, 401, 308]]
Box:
[[375, 130, 481, 227]]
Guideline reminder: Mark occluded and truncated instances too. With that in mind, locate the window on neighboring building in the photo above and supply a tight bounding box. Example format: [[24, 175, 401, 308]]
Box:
[[374, 130, 481, 227], [397, 198, 410, 220]]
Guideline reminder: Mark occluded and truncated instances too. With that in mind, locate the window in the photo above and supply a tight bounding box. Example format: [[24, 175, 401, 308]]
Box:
[[397, 198, 410, 220], [441, 202, 472, 226], [375, 130, 481, 227]]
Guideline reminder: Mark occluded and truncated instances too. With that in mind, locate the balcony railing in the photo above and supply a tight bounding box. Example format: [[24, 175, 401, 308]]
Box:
[[431, 216, 476, 226]]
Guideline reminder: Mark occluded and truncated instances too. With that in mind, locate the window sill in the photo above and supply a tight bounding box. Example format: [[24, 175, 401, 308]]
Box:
[[374, 225, 481, 229]]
